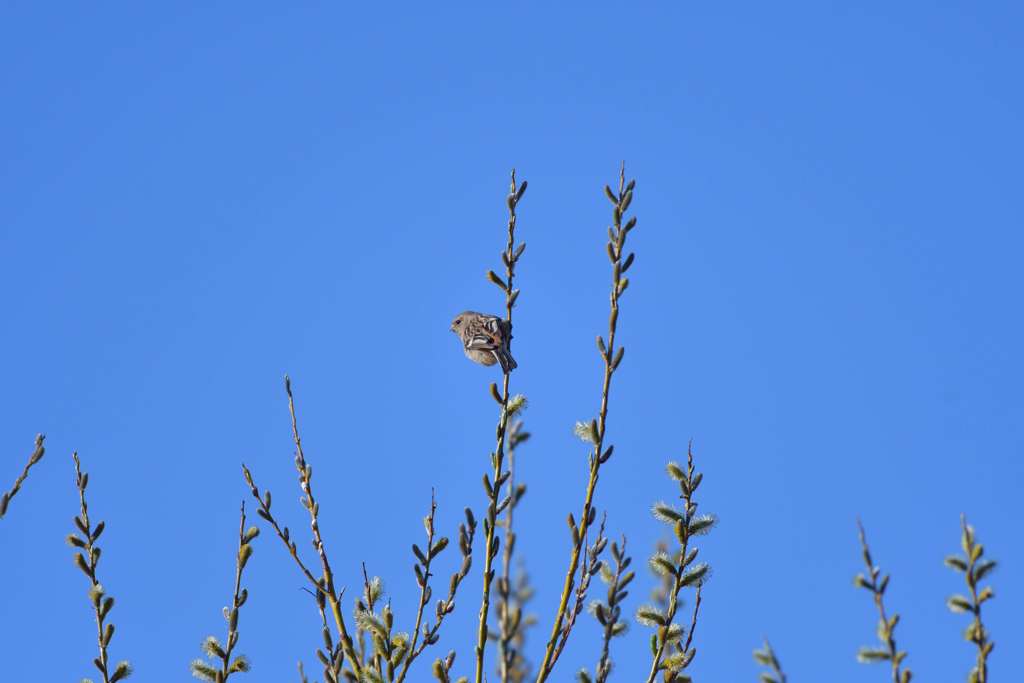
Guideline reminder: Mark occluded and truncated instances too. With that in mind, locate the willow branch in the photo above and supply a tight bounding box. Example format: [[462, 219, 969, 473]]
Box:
[[70, 452, 132, 683], [946, 515, 996, 683], [753, 639, 787, 683], [591, 536, 632, 683], [219, 504, 255, 679], [395, 503, 475, 683], [680, 585, 702, 660], [854, 520, 909, 683], [241, 377, 361, 680], [644, 446, 706, 683], [497, 430, 519, 683], [475, 169, 527, 683], [496, 421, 530, 682], [535, 165, 636, 683], [191, 502, 258, 681], [550, 515, 606, 671], [0, 433, 45, 519], [311, 579, 344, 683]]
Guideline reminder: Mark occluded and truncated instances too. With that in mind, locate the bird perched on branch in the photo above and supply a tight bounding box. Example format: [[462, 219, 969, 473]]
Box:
[[450, 311, 517, 372]]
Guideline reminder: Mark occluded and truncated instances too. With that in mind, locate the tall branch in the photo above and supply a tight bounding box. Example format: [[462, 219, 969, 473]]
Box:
[[475, 170, 527, 683], [535, 165, 637, 682]]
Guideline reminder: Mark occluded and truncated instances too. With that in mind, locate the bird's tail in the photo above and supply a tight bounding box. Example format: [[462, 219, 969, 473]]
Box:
[[493, 347, 518, 373]]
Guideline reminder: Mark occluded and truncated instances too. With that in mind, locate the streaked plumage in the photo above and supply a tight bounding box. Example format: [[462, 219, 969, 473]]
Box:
[[450, 311, 517, 372]]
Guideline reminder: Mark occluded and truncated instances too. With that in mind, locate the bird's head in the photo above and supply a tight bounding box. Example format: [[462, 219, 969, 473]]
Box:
[[450, 312, 471, 334]]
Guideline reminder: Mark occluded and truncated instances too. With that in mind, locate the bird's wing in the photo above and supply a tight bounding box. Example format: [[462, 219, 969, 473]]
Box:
[[464, 316, 504, 351]]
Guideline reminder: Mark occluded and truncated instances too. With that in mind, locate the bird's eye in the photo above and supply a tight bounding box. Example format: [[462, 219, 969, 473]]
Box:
[[455, 319, 462, 326]]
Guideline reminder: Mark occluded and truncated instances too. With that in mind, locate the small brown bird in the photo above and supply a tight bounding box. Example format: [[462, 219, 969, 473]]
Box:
[[450, 311, 517, 372]]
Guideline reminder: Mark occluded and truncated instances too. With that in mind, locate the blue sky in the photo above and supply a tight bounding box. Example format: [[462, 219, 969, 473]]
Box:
[[2, 2, 1021, 681]]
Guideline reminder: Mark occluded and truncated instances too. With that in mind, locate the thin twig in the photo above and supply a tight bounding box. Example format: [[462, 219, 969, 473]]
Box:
[[644, 445, 706, 683], [70, 452, 132, 683], [357, 561, 387, 678], [592, 536, 631, 683], [396, 501, 475, 683], [394, 493, 438, 683], [285, 376, 360, 676], [221, 501, 250, 679], [960, 515, 991, 683], [219, 503, 255, 679], [680, 584, 702, 659], [753, 638, 787, 683], [854, 519, 909, 683], [946, 515, 996, 683], [242, 466, 321, 588], [0, 433, 45, 519], [191, 502, 258, 681]]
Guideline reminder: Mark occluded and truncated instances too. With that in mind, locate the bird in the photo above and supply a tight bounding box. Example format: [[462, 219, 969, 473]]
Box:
[[450, 311, 517, 372]]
